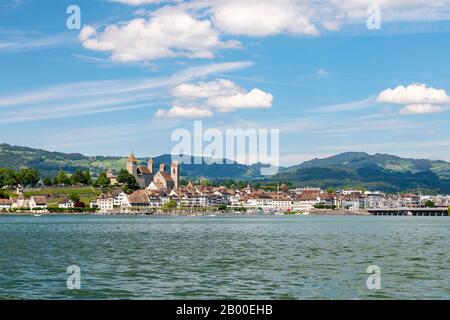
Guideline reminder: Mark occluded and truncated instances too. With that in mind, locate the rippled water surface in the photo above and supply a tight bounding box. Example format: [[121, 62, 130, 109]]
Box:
[[0, 215, 449, 299]]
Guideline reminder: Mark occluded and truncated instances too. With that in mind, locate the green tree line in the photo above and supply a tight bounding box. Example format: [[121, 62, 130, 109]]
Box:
[[0, 168, 40, 187]]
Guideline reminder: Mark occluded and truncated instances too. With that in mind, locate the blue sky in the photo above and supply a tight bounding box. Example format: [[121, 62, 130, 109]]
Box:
[[1, 0, 450, 165]]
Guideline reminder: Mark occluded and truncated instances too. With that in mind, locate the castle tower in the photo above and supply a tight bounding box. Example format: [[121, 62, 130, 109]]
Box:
[[148, 159, 154, 175], [127, 152, 138, 176], [171, 161, 179, 189], [159, 164, 166, 172]]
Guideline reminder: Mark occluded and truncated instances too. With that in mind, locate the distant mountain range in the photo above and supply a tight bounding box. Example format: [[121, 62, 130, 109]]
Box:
[[273, 152, 450, 193], [1, 143, 449, 193]]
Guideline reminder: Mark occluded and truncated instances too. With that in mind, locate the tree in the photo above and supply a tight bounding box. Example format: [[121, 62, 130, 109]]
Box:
[[55, 170, 71, 185], [0, 189, 9, 199], [84, 171, 92, 185], [0, 168, 18, 187], [68, 192, 80, 203], [95, 172, 111, 187], [163, 200, 177, 210], [16, 168, 40, 187], [71, 169, 90, 185], [218, 204, 227, 211], [424, 200, 435, 208], [43, 177, 53, 186], [117, 169, 140, 191], [327, 188, 335, 194], [200, 179, 212, 186]]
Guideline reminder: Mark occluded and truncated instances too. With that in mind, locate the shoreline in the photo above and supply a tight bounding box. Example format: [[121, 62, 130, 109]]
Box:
[[0, 210, 371, 217]]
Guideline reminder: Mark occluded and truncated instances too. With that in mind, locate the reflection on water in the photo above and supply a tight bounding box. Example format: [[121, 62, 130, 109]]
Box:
[[0, 215, 448, 299]]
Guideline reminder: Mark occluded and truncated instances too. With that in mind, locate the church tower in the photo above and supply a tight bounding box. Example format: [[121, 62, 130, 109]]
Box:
[[148, 158, 154, 175], [127, 152, 138, 176], [171, 161, 179, 189]]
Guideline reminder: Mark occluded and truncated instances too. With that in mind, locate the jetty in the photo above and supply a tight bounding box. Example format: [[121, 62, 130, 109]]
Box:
[[368, 207, 448, 216]]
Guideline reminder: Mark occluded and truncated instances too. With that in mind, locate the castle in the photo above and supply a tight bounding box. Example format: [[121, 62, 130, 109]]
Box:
[[125, 153, 179, 191]]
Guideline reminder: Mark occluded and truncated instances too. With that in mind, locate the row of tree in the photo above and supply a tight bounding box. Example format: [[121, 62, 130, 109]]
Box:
[[45, 169, 114, 188], [0, 168, 40, 187], [0, 166, 143, 192]]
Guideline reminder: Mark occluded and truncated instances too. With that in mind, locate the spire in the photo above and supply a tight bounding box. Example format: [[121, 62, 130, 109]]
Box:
[[128, 152, 137, 163]]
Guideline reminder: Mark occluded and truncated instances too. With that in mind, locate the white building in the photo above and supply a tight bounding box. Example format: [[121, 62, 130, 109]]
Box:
[[97, 195, 114, 211], [58, 198, 75, 209], [113, 191, 127, 207], [29, 196, 48, 210], [0, 199, 12, 210], [244, 195, 274, 210]]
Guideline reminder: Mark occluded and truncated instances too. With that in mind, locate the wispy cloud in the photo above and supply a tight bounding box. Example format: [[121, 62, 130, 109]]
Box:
[[0, 61, 253, 123], [0, 33, 75, 53], [314, 96, 377, 113]]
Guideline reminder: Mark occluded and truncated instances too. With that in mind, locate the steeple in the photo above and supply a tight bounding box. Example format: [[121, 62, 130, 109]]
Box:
[[127, 152, 137, 176], [148, 158, 154, 174], [171, 161, 180, 189], [128, 152, 137, 163]]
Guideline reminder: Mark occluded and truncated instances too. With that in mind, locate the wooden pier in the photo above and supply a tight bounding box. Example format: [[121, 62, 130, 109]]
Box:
[[368, 207, 448, 216]]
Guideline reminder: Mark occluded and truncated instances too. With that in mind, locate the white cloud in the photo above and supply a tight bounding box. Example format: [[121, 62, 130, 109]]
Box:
[[79, 8, 240, 62], [109, 0, 173, 5], [155, 106, 213, 118], [316, 68, 328, 76], [79, 1, 450, 63], [172, 79, 242, 99], [78, 26, 96, 42], [377, 83, 450, 115], [399, 104, 444, 115], [378, 83, 450, 105], [208, 88, 273, 109], [210, 0, 318, 36], [156, 79, 274, 118]]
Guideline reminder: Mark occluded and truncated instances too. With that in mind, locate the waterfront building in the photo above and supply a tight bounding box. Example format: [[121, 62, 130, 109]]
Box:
[[58, 198, 75, 209], [0, 199, 12, 210], [11, 194, 29, 209], [400, 194, 421, 207], [272, 195, 293, 211], [29, 196, 48, 210], [111, 191, 127, 207], [292, 190, 321, 211], [364, 192, 386, 209], [244, 194, 274, 210], [97, 194, 114, 212], [126, 192, 151, 207]]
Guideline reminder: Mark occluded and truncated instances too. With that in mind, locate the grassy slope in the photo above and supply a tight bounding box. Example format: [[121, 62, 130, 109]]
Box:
[[23, 186, 102, 208]]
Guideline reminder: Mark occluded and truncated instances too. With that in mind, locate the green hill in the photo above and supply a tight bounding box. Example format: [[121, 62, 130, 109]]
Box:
[[274, 152, 450, 193], [0, 143, 257, 180], [1, 144, 449, 193]]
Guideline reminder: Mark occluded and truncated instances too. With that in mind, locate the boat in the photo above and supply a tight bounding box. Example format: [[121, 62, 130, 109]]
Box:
[[302, 211, 310, 215], [33, 214, 42, 217]]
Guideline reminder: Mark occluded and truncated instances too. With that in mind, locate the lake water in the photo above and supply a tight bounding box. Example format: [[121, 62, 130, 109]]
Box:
[[0, 215, 448, 300]]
